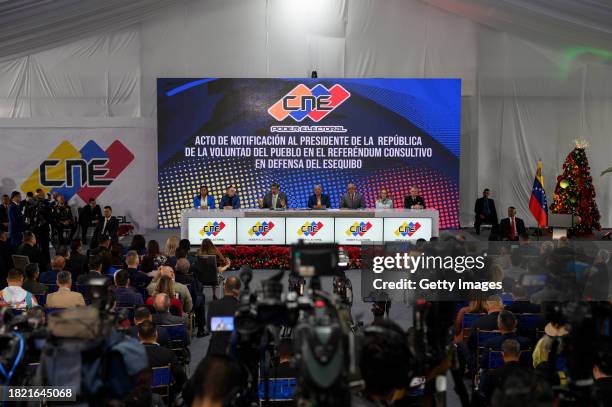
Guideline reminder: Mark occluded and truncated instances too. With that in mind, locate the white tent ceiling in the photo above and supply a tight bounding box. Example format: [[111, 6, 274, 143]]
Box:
[[0, 0, 610, 229]]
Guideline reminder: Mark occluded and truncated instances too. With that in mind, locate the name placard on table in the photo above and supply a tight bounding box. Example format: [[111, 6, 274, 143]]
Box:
[[236, 217, 286, 245], [383, 217, 432, 241], [285, 217, 335, 244], [187, 217, 237, 245], [334, 218, 383, 245]]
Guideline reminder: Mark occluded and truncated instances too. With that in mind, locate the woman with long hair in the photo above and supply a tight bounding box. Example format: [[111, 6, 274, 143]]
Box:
[[145, 275, 183, 316], [196, 238, 230, 273], [453, 292, 488, 343], [375, 187, 393, 209], [128, 234, 147, 256], [164, 236, 180, 268], [140, 240, 168, 274]]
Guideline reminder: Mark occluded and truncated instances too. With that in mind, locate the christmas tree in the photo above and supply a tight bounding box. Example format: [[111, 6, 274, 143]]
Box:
[[550, 140, 601, 234]]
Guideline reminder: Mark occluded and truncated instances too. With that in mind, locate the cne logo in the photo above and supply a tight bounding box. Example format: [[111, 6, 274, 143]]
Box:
[[21, 140, 134, 202], [268, 84, 350, 122], [346, 221, 373, 237], [298, 221, 324, 237], [248, 221, 275, 237], [199, 221, 226, 237], [395, 221, 421, 237]]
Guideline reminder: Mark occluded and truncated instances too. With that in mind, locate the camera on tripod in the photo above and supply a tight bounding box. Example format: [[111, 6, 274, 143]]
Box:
[[231, 241, 358, 407]]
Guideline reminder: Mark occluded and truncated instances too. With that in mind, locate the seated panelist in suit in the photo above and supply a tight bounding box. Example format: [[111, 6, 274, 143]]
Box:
[[307, 185, 331, 209], [259, 182, 287, 209], [193, 185, 216, 209], [404, 186, 426, 209], [219, 186, 240, 209], [474, 188, 499, 235], [339, 183, 365, 209], [499, 206, 526, 241], [93, 206, 119, 246]]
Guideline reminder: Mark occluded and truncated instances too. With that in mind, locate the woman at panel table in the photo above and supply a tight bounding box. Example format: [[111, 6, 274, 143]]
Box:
[[403, 186, 426, 209], [193, 185, 216, 209], [375, 187, 393, 209]]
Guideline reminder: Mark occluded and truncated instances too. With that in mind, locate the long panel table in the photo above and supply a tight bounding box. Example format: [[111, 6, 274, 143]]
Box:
[[181, 208, 439, 245]]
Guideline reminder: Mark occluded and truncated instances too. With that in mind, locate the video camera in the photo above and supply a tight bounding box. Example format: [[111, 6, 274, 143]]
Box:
[[231, 241, 358, 407]]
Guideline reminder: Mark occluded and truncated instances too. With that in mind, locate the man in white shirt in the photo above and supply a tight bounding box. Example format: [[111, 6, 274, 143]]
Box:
[[0, 269, 37, 310]]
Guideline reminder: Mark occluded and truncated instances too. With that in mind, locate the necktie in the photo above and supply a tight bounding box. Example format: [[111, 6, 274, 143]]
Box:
[[103, 218, 108, 234], [510, 217, 516, 240], [350, 194, 354, 208]]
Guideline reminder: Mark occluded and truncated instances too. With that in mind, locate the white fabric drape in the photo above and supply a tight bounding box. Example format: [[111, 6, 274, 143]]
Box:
[[0, 0, 611, 228]]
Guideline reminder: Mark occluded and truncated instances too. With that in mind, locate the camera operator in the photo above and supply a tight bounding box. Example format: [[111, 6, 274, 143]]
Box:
[[354, 320, 413, 407], [593, 341, 612, 405], [207, 276, 241, 356], [25, 189, 52, 267]]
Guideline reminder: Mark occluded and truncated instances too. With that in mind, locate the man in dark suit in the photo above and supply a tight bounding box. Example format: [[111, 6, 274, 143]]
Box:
[[8, 191, 25, 248], [499, 206, 526, 241], [138, 320, 187, 392], [339, 183, 366, 209], [307, 185, 331, 209], [207, 276, 241, 356], [128, 306, 169, 347], [16, 231, 45, 268], [92, 206, 118, 246], [39, 255, 65, 285], [474, 188, 498, 235], [479, 310, 531, 370], [219, 186, 241, 209], [112, 269, 143, 308], [404, 186, 426, 209], [479, 339, 532, 404], [78, 198, 102, 245], [124, 250, 151, 289], [259, 182, 287, 209], [66, 239, 88, 281], [0, 194, 9, 232]]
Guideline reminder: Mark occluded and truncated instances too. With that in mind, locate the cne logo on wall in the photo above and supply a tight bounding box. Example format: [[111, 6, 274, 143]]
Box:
[[248, 221, 275, 237], [21, 140, 134, 202], [346, 221, 373, 237], [268, 84, 350, 122], [199, 221, 226, 237], [395, 221, 421, 237], [298, 221, 324, 237]]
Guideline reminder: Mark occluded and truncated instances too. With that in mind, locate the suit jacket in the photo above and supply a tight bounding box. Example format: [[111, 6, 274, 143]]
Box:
[[261, 192, 288, 209], [207, 295, 239, 356], [193, 194, 216, 209], [16, 243, 45, 268], [339, 192, 366, 209], [39, 270, 60, 285], [8, 202, 25, 247], [404, 195, 426, 209], [128, 325, 170, 348], [219, 195, 240, 209], [499, 217, 526, 240], [143, 343, 187, 389], [307, 194, 331, 209], [153, 312, 184, 326], [0, 240, 14, 280], [474, 197, 498, 220], [66, 252, 89, 280], [93, 216, 119, 243], [78, 204, 102, 225], [46, 287, 86, 308]]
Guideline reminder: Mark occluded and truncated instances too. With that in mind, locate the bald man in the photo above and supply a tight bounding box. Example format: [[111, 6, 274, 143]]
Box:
[[152, 293, 184, 326]]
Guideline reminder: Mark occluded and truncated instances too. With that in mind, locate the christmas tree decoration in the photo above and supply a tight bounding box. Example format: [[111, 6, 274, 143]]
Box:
[[550, 141, 601, 234]]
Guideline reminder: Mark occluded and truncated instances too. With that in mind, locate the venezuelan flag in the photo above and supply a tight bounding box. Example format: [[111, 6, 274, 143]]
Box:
[[529, 160, 548, 227]]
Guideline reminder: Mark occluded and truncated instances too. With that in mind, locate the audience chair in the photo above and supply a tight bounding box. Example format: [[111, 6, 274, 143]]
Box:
[[151, 364, 172, 404]]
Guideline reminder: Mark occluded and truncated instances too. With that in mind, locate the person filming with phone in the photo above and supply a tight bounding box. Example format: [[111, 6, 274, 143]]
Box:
[[206, 276, 241, 356]]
